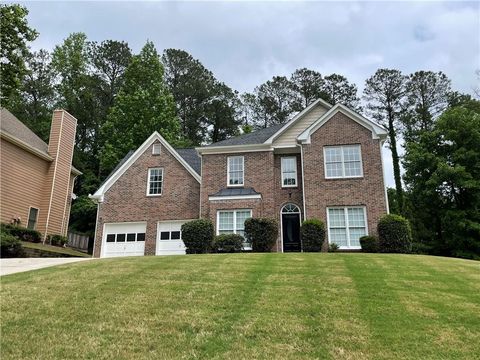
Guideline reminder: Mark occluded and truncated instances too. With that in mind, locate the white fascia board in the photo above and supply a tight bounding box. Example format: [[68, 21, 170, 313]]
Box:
[[0, 131, 53, 161], [92, 132, 201, 198], [298, 104, 388, 144], [264, 98, 333, 144], [208, 194, 262, 201], [196, 143, 273, 155]]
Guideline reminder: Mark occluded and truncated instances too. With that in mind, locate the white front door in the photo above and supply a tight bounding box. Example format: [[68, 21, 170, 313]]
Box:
[[156, 221, 188, 255], [102, 222, 146, 258]]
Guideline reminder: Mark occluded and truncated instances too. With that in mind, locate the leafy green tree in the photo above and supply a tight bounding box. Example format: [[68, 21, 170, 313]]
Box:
[[403, 71, 451, 141], [322, 74, 361, 110], [403, 102, 480, 259], [253, 76, 299, 128], [0, 4, 38, 106], [290, 68, 324, 108], [9, 50, 56, 141], [364, 69, 407, 213], [100, 41, 179, 174]]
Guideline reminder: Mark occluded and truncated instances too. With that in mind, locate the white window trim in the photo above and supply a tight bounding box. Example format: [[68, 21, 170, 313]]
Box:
[[152, 143, 161, 155], [227, 156, 244, 187], [281, 156, 298, 188], [216, 209, 252, 250], [146, 168, 163, 197], [27, 206, 39, 230], [326, 206, 368, 250], [323, 145, 363, 179]]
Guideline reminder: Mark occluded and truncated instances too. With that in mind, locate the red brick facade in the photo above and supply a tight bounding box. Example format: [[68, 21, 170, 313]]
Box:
[[93, 108, 387, 256], [93, 140, 200, 257]]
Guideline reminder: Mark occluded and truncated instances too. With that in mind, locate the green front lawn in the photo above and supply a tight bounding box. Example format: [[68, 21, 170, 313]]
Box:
[[21, 241, 91, 257], [1, 254, 479, 359]]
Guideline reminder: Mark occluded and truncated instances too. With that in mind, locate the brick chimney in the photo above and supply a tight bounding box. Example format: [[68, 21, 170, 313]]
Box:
[[38, 110, 77, 240]]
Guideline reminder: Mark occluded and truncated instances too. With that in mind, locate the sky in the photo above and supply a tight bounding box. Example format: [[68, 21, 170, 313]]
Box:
[[19, 0, 480, 186]]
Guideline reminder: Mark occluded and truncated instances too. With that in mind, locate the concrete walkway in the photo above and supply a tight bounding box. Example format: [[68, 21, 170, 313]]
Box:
[[0, 257, 93, 276]]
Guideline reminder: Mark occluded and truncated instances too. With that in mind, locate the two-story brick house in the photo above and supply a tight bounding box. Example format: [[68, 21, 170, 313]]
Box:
[[90, 99, 388, 257]]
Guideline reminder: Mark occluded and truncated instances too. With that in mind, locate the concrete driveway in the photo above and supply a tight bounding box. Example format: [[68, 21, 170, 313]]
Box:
[[0, 257, 93, 276]]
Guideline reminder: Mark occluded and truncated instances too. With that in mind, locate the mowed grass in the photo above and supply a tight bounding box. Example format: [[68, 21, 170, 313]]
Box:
[[21, 241, 91, 257], [1, 254, 479, 360]]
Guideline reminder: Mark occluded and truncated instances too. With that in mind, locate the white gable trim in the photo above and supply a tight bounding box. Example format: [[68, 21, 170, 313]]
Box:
[[297, 104, 388, 144], [90, 132, 201, 202], [264, 98, 333, 144]]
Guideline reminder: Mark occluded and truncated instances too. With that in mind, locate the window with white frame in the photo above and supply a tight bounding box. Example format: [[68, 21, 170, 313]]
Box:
[[227, 156, 244, 186], [327, 207, 367, 248], [217, 209, 252, 248], [147, 168, 163, 195], [324, 145, 362, 178], [281, 157, 297, 187], [152, 143, 161, 155]]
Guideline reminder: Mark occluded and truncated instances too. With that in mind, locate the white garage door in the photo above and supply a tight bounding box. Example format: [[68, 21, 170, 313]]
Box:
[[102, 222, 146, 258], [156, 221, 189, 255]]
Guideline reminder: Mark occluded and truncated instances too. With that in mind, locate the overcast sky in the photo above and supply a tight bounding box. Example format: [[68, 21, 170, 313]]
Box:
[[20, 1, 480, 186]]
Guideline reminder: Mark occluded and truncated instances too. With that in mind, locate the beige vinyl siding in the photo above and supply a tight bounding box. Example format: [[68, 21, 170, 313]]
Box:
[[0, 139, 50, 232], [273, 104, 328, 147]]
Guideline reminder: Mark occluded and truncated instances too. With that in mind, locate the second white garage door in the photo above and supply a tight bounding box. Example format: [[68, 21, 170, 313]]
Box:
[[156, 220, 190, 255]]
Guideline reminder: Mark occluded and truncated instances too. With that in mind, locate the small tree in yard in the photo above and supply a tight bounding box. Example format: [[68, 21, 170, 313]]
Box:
[[244, 218, 277, 252], [181, 219, 214, 254], [378, 214, 413, 253], [301, 219, 325, 252]]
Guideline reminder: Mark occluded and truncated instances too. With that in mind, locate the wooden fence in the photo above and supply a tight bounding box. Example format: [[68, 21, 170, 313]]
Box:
[[68, 232, 89, 251]]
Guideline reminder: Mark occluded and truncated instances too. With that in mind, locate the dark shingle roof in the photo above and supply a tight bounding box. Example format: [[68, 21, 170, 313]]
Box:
[[0, 108, 49, 154], [210, 187, 261, 197], [206, 123, 285, 147], [176, 148, 201, 175]]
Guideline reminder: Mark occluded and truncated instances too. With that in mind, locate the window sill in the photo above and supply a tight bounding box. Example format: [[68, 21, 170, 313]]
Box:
[[146, 194, 162, 197], [325, 176, 364, 181], [227, 184, 244, 188], [281, 185, 298, 189]]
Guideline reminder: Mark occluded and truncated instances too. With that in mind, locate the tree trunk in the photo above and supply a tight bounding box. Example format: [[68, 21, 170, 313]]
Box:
[[388, 115, 404, 213]]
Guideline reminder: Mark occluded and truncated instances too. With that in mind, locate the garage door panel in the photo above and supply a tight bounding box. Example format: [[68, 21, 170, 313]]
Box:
[[156, 221, 188, 255], [102, 222, 146, 258]]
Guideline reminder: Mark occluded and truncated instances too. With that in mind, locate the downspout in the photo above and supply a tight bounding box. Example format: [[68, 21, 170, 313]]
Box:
[[379, 139, 390, 214], [297, 143, 307, 220]]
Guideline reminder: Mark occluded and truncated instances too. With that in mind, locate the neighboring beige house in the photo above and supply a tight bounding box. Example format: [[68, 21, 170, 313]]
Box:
[[0, 108, 81, 239], [91, 99, 389, 258]]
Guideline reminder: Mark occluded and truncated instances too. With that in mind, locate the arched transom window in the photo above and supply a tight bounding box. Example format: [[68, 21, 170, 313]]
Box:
[[281, 203, 300, 214]]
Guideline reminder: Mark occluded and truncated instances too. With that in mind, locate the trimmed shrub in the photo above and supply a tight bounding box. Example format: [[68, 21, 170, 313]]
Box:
[[244, 218, 278, 252], [48, 235, 68, 247], [181, 219, 214, 254], [301, 219, 325, 252], [212, 234, 244, 253], [2, 224, 42, 243], [1, 232, 26, 258], [360, 235, 379, 253], [328, 243, 339, 252], [377, 214, 413, 253]]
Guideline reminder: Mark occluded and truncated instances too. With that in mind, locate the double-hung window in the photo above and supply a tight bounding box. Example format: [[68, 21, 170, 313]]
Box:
[[281, 157, 297, 187], [147, 168, 163, 196], [324, 145, 363, 178], [327, 207, 367, 249], [227, 156, 244, 186], [217, 209, 252, 249]]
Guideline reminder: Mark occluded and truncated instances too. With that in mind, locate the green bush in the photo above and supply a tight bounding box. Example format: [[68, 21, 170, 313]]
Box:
[[301, 219, 325, 252], [1, 224, 42, 243], [212, 234, 244, 253], [244, 218, 278, 252], [1, 232, 26, 258], [328, 243, 339, 252], [181, 219, 214, 254], [48, 234, 68, 247], [378, 214, 413, 253], [359, 235, 379, 253]]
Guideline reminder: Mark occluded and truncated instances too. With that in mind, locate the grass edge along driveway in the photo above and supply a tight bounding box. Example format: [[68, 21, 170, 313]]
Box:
[[1, 253, 479, 360]]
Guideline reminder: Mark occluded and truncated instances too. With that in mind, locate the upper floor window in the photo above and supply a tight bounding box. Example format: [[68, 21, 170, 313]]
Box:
[[281, 157, 297, 187], [324, 145, 363, 179], [152, 143, 161, 155], [147, 168, 163, 196], [227, 156, 244, 186]]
